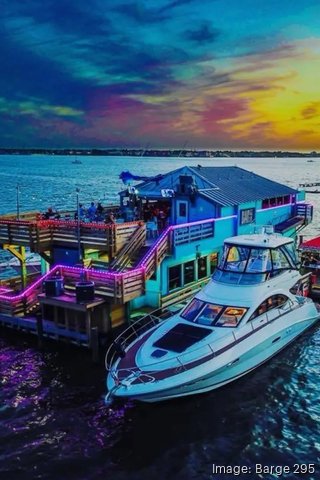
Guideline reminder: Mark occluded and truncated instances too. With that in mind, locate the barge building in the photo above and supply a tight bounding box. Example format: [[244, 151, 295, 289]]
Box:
[[0, 166, 314, 352]]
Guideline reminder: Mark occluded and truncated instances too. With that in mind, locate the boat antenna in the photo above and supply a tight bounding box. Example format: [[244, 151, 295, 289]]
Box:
[[178, 140, 188, 158], [139, 142, 150, 157]]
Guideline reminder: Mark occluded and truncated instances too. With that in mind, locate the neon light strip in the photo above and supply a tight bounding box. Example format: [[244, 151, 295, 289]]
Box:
[[256, 203, 294, 213], [0, 263, 146, 302], [0, 217, 218, 303], [0, 208, 295, 304], [0, 218, 142, 230], [138, 216, 234, 267]]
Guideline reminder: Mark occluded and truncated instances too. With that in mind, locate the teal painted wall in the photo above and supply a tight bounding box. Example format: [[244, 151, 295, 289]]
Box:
[[130, 195, 309, 311]]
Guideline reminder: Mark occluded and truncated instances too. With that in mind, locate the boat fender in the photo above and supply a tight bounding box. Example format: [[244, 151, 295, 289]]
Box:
[[113, 341, 126, 358]]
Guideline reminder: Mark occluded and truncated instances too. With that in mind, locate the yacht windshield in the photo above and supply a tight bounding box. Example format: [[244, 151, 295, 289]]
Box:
[[181, 299, 247, 327], [223, 245, 250, 272], [214, 242, 296, 285], [181, 298, 205, 321], [221, 245, 271, 273]]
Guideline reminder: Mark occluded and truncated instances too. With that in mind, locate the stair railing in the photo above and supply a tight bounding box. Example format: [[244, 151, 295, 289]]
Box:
[[109, 223, 146, 271]]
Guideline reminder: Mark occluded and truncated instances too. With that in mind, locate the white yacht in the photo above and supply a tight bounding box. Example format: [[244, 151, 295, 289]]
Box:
[[105, 229, 320, 403]]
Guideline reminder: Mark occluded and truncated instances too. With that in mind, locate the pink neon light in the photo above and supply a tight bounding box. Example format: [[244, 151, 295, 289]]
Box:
[[256, 203, 294, 213], [0, 218, 143, 230], [0, 263, 146, 303], [0, 216, 232, 304], [138, 216, 226, 267]]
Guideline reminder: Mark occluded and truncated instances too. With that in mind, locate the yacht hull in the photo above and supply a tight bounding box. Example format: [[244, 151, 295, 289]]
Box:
[[108, 312, 319, 403]]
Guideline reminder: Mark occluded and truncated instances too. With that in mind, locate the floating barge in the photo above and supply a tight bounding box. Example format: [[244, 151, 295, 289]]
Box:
[[0, 166, 314, 356]]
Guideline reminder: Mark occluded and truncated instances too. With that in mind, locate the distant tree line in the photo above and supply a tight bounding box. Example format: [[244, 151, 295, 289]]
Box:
[[0, 148, 318, 158]]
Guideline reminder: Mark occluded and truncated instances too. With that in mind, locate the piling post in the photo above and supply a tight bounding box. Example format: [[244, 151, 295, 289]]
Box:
[[299, 235, 303, 247], [36, 315, 44, 349], [91, 326, 99, 363]]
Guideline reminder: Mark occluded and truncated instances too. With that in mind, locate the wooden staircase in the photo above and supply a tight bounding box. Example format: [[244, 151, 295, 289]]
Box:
[[109, 223, 146, 271]]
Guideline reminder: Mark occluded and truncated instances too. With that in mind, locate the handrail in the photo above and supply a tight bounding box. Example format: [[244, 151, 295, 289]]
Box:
[[0, 218, 143, 256], [109, 223, 146, 271], [0, 217, 216, 313], [0, 261, 147, 315], [105, 314, 162, 371]]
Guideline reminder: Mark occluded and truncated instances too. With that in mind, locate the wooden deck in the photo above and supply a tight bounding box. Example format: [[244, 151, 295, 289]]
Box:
[[0, 217, 143, 256]]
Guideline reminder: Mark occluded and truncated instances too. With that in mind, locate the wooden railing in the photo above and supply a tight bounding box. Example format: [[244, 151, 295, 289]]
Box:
[[173, 220, 215, 245], [161, 278, 210, 309], [139, 227, 172, 279], [109, 223, 146, 271], [294, 203, 313, 225], [0, 269, 50, 317], [0, 217, 218, 316], [0, 261, 146, 316], [0, 218, 142, 256]]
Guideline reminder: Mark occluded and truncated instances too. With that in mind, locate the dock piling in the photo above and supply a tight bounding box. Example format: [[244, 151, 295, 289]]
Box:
[[91, 326, 99, 362], [36, 315, 44, 348]]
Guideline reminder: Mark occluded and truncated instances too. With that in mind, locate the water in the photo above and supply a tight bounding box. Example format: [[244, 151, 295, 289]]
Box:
[[1, 156, 320, 479]]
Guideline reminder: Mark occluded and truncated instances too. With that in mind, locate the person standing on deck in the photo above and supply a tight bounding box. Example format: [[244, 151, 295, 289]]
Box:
[[87, 202, 97, 221]]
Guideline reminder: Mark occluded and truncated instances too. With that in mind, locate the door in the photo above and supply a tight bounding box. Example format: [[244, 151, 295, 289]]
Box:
[[176, 200, 188, 223]]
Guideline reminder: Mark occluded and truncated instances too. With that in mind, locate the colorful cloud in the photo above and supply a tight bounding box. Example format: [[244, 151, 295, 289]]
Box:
[[1, 0, 320, 150]]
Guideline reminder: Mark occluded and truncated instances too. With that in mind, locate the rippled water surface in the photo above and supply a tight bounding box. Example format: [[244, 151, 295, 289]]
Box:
[[0, 156, 320, 479]]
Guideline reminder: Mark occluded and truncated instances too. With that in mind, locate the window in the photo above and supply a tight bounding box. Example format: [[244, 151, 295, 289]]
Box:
[[223, 245, 250, 272], [168, 265, 182, 290], [282, 244, 297, 265], [271, 249, 291, 270], [210, 253, 219, 274], [215, 307, 247, 327], [247, 248, 272, 273], [196, 303, 223, 326], [240, 208, 255, 225], [179, 202, 187, 217], [182, 301, 247, 327], [198, 257, 207, 279], [181, 298, 205, 321], [184, 261, 195, 284], [262, 196, 291, 209], [248, 295, 289, 321]]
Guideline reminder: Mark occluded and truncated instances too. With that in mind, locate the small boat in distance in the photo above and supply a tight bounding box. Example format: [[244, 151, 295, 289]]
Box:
[[71, 158, 82, 164], [105, 228, 320, 403]]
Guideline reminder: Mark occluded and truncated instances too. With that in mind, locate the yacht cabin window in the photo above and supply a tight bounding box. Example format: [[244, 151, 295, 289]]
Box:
[[215, 307, 247, 327], [248, 294, 289, 321], [181, 298, 204, 321], [181, 298, 247, 327]]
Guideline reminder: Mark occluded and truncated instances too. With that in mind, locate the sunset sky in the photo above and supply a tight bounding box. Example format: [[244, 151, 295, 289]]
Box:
[[1, 0, 320, 150]]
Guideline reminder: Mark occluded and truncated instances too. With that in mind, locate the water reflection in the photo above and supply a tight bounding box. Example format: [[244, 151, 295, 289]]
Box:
[[0, 323, 319, 480]]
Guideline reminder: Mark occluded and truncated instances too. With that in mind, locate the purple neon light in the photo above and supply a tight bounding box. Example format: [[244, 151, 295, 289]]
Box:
[[138, 216, 227, 268], [0, 216, 232, 304], [0, 263, 145, 303], [256, 203, 295, 213]]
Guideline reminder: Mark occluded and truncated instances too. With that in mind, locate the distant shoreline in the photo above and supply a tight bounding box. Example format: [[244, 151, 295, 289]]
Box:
[[0, 148, 319, 158]]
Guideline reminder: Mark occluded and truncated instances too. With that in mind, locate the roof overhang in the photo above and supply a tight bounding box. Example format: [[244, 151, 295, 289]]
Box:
[[299, 236, 320, 251]]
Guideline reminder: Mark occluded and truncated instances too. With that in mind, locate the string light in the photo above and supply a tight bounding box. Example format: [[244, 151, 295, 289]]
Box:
[[0, 215, 232, 304]]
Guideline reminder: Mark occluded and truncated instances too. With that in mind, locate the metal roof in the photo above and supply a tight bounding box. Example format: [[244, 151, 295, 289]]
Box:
[[190, 166, 297, 206], [125, 165, 298, 206]]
